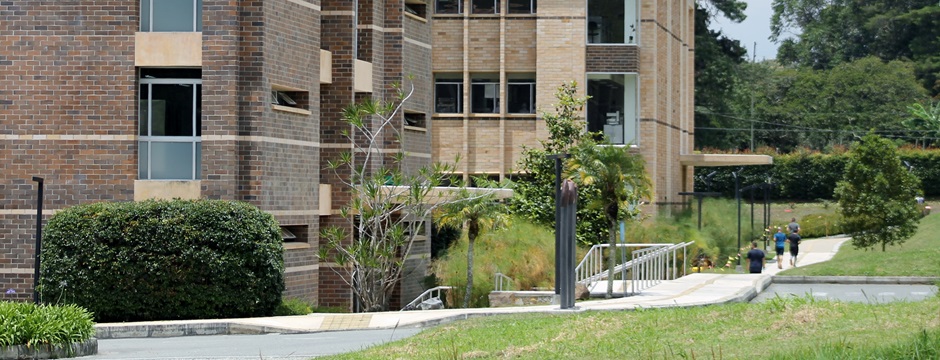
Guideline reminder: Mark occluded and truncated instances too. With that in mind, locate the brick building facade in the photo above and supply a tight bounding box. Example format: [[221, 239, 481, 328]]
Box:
[[430, 0, 696, 206], [1, 0, 702, 310]]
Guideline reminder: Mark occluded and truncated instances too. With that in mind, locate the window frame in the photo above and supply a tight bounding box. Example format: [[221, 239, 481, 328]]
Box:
[[586, 72, 639, 146], [471, 80, 500, 114], [139, 76, 202, 180], [140, 0, 202, 32], [507, 0, 536, 14], [471, 0, 500, 14], [435, 0, 463, 14], [507, 80, 536, 114], [435, 79, 464, 114], [586, 0, 638, 45]]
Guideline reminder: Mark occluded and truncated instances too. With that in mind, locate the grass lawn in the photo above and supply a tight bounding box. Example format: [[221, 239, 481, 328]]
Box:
[[323, 296, 940, 359], [783, 213, 940, 277]]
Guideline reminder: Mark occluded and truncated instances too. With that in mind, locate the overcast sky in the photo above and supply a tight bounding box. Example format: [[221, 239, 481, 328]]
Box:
[[709, 0, 778, 62]]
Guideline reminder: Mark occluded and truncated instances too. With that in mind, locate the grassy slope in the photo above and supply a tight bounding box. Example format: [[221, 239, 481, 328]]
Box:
[[783, 213, 940, 276], [325, 297, 940, 359]]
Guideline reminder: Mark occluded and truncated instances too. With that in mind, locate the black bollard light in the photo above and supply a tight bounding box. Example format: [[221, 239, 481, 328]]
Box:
[[32, 176, 44, 304]]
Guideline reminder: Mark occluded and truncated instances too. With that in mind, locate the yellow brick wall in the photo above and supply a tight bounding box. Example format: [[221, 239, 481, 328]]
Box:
[[505, 20, 537, 71]]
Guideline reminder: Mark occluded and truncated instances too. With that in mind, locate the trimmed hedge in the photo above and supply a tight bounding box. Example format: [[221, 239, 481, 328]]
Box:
[[39, 200, 285, 322], [694, 148, 939, 200]]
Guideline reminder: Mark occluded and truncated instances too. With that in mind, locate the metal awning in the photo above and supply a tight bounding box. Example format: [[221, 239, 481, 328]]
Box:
[[680, 154, 773, 167]]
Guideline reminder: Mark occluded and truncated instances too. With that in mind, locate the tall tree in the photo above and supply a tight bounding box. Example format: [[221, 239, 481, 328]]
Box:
[[835, 133, 922, 252], [435, 180, 510, 308], [568, 140, 652, 298], [319, 83, 459, 312], [694, 0, 750, 149]]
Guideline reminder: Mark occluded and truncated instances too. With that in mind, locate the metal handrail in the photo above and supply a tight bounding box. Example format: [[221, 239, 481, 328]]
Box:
[[494, 272, 514, 291], [574, 241, 695, 296], [400, 286, 453, 311]]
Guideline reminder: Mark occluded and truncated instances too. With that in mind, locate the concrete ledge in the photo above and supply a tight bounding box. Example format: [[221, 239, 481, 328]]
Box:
[[95, 322, 304, 339], [488, 291, 554, 307], [773, 276, 940, 285], [0, 338, 97, 359]]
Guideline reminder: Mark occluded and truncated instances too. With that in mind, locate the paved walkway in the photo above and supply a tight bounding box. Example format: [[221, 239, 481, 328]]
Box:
[[97, 237, 853, 339]]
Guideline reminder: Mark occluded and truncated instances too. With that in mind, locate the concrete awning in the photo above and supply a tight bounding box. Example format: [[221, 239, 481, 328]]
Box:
[[680, 154, 773, 167], [380, 186, 513, 205]]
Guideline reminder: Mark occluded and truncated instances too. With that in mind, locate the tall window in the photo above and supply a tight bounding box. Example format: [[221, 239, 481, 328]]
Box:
[[587, 0, 637, 44], [471, 77, 499, 113], [436, 0, 462, 14], [435, 74, 463, 113], [508, 0, 536, 14], [472, 0, 499, 14], [508, 79, 535, 114], [587, 74, 638, 145], [139, 69, 202, 180], [141, 0, 202, 32]]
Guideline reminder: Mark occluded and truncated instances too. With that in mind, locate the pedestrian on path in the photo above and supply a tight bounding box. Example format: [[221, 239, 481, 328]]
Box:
[[787, 229, 802, 267], [773, 227, 787, 269], [746, 241, 765, 274], [788, 217, 800, 234]]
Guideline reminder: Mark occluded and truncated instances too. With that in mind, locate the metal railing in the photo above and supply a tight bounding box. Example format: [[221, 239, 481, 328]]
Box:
[[400, 286, 453, 311], [494, 272, 514, 292], [574, 242, 694, 296]]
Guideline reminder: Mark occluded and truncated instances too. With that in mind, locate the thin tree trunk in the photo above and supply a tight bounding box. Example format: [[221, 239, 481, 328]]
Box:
[[606, 219, 617, 299], [464, 223, 479, 308]]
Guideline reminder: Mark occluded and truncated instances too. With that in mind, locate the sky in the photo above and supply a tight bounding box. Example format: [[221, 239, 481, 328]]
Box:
[[709, 0, 779, 62]]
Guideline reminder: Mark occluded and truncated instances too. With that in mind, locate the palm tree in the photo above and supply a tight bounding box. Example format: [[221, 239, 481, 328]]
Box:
[[569, 140, 652, 298], [435, 180, 510, 308]]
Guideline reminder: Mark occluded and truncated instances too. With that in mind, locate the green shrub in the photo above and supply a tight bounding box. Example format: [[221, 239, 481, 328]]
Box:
[[39, 199, 285, 322], [0, 301, 95, 347], [432, 218, 558, 307], [274, 298, 313, 316], [798, 212, 844, 238]]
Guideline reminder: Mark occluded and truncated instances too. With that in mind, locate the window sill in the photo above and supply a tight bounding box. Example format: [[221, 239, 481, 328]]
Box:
[[587, 43, 640, 47], [272, 104, 312, 115], [469, 113, 500, 118], [433, 113, 465, 118], [506, 113, 537, 119], [283, 242, 312, 250], [405, 12, 428, 23], [404, 125, 428, 132]]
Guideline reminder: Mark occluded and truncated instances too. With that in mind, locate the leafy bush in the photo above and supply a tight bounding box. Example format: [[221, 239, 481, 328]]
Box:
[[39, 199, 285, 322], [799, 212, 844, 238], [274, 298, 312, 316], [0, 302, 95, 347], [432, 218, 558, 307]]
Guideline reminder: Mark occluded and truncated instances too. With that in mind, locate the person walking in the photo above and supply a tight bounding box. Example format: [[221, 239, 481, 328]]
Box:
[[787, 229, 802, 267], [773, 227, 787, 269], [745, 241, 765, 274], [788, 217, 800, 234]]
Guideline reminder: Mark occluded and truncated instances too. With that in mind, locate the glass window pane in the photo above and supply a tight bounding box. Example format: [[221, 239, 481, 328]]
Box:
[[508, 83, 534, 114], [153, 0, 195, 32], [151, 84, 195, 136], [588, 0, 625, 44], [139, 84, 149, 136], [435, 83, 461, 113], [436, 0, 461, 14], [151, 141, 194, 179], [141, 0, 151, 31], [195, 142, 201, 179], [138, 141, 149, 179], [508, 0, 533, 14], [195, 0, 202, 31], [471, 83, 498, 113], [588, 74, 627, 144], [195, 84, 202, 136], [472, 0, 498, 14]]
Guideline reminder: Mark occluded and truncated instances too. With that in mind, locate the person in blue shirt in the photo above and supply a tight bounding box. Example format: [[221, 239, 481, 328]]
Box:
[[773, 227, 787, 269]]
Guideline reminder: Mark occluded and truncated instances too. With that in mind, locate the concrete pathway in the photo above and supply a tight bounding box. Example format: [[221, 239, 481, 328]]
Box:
[[96, 237, 859, 339]]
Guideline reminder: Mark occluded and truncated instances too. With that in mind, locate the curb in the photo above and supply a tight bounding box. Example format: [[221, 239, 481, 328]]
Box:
[[0, 338, 97, 359], [96, 322, 307, 339], [773, 276, 940, 285]]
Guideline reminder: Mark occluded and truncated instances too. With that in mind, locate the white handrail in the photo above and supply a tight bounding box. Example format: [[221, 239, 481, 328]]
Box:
[[494, 272, 514, 291], [400, 286, 453, 311], [573, 241, 695, 296]]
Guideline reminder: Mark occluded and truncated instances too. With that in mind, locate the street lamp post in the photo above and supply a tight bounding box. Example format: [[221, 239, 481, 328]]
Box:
[[32, 176, 44, 304], [732, 169, 742, 271]]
